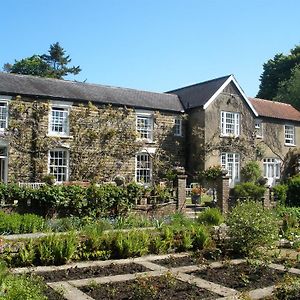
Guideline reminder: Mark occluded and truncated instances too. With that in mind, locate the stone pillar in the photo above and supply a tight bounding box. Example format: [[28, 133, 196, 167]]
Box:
[[216, 175, 230, 214], [176, 173, 187, 213], [263, 186, 271, 208]]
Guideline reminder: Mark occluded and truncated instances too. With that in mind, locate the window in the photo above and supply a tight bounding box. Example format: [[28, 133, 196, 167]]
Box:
[[136, 113, 153, 141], [136, 153, 152, 184], [48, 149, 69, 182], [284, 125, 295, 145], [221, 111, 240, 136], [0, 102, 8, 130], [174, 117, 182, 136], [49, 106, 69, 136], [255, 119, 263, 138], [221, 152, 240, 186], [263, 158, 280, 179]]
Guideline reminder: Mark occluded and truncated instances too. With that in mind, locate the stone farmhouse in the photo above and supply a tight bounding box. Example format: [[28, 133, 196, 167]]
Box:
[[0, 72, 299, 187]]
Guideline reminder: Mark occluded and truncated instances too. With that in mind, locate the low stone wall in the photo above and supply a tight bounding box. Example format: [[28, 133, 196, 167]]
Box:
[[131, 202, 177, 218]]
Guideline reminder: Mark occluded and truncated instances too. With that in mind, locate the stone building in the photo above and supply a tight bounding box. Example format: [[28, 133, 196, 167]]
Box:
[[0, 72, 299, 186]]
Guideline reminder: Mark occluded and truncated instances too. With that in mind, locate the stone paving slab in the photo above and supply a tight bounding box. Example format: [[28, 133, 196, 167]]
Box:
[[248, 286, 275, 300], [269, 262, 300, 274], [47, 282, 94, 300]]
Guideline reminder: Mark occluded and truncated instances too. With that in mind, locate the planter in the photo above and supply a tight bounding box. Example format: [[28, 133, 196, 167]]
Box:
[[191, 194, 201, 204]]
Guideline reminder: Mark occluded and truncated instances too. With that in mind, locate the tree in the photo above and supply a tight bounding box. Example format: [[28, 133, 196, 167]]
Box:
[[3, 55, 51, 77], [41, 42, 81, 79], [275, 65, 300, 110], [257, 45, 300, 99], [4, 42, 81, 79]]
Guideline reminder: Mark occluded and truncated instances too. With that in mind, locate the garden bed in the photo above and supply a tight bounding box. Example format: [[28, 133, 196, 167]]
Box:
[[191, 262, 289, 291], [36, 263, 149, 282], [80, 274, 219, 299], [153, 255, 205, 268]]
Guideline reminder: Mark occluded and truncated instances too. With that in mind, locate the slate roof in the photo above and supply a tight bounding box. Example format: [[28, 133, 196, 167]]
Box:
[[249, 97, 300, 122], [0, 72, 184, 113], [166, 75, 231, 109]]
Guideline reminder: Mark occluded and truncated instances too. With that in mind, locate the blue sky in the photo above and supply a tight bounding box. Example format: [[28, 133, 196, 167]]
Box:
[[1, 0, 299, 97]]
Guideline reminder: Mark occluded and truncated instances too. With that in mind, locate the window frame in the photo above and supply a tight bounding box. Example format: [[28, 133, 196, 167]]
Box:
[[220, 111, 240, 137], [135, 153, 152, 185], [284, 124, 295, 146], [0, 96, 11, 131], [263, 158, 281, 179], [174, 117, 182, 136], [48, 148, 69, 183], [255, 119, 263, 138], [48, 102, 71, 137], [136, 111, 153, 142], [220, 152, 240, 185]]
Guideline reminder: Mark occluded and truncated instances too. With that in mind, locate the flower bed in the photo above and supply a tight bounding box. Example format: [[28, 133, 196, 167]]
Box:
[[79, 274, 218, 300], [35, 263, 149, 282]]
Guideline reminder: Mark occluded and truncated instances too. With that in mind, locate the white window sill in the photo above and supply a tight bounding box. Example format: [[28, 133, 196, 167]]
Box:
[[137, 138, 156, 144], [47, 133, 73, 139], [174, 134, 183, 137], [256, 135, 263, 139], [220, 134, 239, 138], [285, 143, 296, 147]]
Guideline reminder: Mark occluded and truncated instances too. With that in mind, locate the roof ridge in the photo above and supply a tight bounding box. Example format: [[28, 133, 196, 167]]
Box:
[[166, 74, 232, 93], [0, 72, 178, 98], [249, 97, 294, 107]]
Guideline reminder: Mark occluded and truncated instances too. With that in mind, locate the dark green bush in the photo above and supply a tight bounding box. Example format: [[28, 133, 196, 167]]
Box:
[[241, 161, 261, 182], [286, 175, 300, 207], [273, 184, 288, 205], [232, 182, 266, 201], [197, 208, 224, 226], [227, 201, 279, 255]]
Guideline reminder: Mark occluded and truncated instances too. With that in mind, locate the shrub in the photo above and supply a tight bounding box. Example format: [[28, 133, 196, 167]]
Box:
[[198, 165, 223, 183], [232, 182, 266, 201], [274, 275, 300, 300], [197, 208, 224, 226], [0, 261, 46, 300], [273, 184, 288, 205], [37, 232, 77, 265], [286, 175, 300, 207], [191, 225, 211, 250], [227, 201, 279, 255], [241, 161, 261, 182], [0, 211, 45, 234]]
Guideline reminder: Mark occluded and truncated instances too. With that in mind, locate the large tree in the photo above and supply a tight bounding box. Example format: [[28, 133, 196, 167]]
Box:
[[275, 65, 300, 110], [257, 45, 300, 99], [4, 42, 81, 79]]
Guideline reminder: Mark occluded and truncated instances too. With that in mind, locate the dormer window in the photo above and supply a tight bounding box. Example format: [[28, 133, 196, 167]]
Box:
[[136, 112, 153, 142], [221, 111, 240, 137]]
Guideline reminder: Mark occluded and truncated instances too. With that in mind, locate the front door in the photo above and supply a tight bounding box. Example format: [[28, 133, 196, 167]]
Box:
[[0, 147, 8, 183], [221, 152, 240, 188], [263, 158, 280, 186]]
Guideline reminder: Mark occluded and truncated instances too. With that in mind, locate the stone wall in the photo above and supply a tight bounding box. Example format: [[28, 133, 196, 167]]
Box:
[[4, 96, 185, 184]]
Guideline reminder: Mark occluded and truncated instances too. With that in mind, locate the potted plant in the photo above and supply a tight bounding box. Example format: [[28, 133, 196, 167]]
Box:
[[191, 185, 204, 204]]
